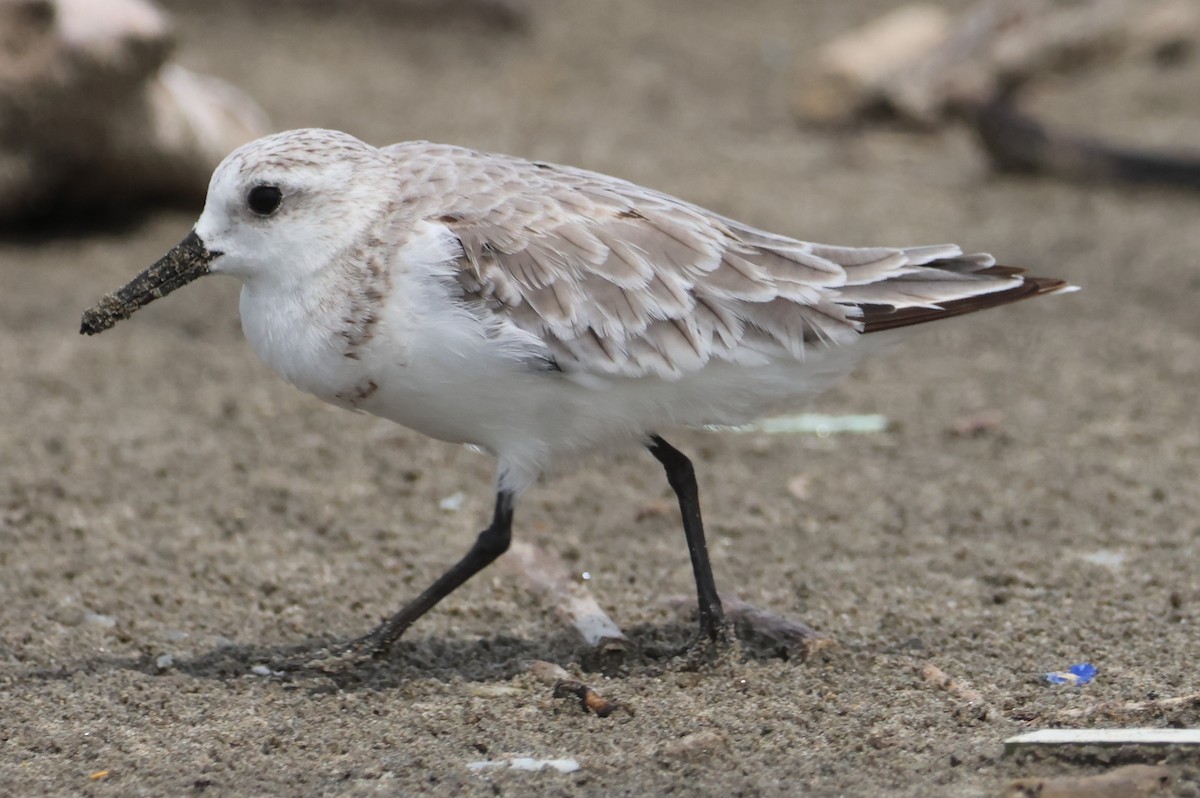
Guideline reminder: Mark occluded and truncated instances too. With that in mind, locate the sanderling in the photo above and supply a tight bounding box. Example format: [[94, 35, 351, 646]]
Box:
[[81, 128, 1075, 657]]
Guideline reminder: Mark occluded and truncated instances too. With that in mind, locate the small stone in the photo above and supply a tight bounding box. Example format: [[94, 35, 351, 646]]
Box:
[[84, 612, 117, 628], [661, 730, 728, 761], [526, 660, 571, 683]]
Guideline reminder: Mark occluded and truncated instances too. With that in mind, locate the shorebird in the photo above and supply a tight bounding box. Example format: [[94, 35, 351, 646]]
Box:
[[81, 128, 1074, 658]]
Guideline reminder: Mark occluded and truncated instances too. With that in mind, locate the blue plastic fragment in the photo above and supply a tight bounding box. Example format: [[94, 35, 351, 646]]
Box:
[[1044, 663, 1098, 686]]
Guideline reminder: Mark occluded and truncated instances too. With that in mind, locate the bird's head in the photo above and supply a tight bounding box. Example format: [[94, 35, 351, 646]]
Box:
[[81, 128, 394, 335]]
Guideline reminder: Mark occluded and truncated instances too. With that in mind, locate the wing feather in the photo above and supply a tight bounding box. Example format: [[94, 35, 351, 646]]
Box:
[[382, 142, 1071, 380]]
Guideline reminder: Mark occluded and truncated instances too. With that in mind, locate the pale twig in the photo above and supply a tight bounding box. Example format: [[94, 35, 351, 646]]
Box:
[[920, 663, 989, 708], [501, 540, 627, 648], [1048, 692, 1200, 722]]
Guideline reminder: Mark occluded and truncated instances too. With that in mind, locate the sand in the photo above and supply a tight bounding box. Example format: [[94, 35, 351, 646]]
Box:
[[2, 1, 1199, 795]]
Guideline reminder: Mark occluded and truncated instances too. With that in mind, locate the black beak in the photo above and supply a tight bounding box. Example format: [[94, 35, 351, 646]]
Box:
[[80, 230, 220, 335]]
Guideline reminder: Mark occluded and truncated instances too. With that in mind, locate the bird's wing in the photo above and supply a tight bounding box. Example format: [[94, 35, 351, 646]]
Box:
[[388, 143, 1069, 380]]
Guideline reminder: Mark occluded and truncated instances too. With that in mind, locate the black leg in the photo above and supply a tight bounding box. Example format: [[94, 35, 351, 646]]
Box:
[[346, 490, 515, 657], [647, 435, 726, 640]]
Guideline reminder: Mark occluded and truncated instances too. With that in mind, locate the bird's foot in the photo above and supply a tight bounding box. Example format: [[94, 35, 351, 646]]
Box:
[[645, 617, 738, 664], [682, 618, 741, 668], [266, 623, 400, 675], [264, 642, 366, 675]]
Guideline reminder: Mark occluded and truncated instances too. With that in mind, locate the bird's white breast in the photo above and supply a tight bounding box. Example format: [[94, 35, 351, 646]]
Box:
[[235, 221, 551, 447], [234, 220, 875, 494]]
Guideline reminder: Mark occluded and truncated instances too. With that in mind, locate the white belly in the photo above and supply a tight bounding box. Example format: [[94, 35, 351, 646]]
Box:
[[237, 269, 870, 495]]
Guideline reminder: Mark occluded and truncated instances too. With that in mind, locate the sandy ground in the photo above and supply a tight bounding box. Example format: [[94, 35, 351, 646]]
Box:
[[3, 1, 1200, 795]]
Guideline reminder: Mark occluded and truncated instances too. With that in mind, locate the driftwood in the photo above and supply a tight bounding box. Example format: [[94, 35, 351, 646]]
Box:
[[971, 97, 1200, 190], [0, 0, 269, 223], [168, 0, 531, 32], [794, 0, 1199, 125], [793, 0, 1200, 191], [661, 593, 832, 659]]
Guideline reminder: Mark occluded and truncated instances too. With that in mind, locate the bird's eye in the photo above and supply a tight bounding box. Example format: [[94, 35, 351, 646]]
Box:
[[247, 185, 283, 216]]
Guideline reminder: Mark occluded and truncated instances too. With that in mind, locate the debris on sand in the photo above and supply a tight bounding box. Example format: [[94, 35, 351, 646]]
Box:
[[1006, 764, 1171, 797], [1004, 728, 1200, 755], [438, 491, 466, 512], [715, 413, 888, 436], [662, 593, 833, 660], [660, 730, 729, 762], [920, 663, 988, 708], [525, 659, 571, 683], [1044, 663, 1097, 686], [1049, 692, 1200, 722], [949, 409, 1004, 437], [468, 757, 581, 774], [524, 660, 626, 718], [552, 679, 626, 718], [502, 540, 628, 648]]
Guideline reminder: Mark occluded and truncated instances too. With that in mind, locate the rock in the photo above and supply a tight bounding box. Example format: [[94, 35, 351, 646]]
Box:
[[0, 0, 269, 222]]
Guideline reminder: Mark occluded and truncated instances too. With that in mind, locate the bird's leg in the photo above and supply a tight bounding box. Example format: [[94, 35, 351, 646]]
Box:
[[340, 490, 515, 659], [647, 435, 727, 642]]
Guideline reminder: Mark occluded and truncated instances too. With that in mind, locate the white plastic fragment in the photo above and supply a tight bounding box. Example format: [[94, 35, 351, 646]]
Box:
[[439, 492, 467, 512], [712, 413, 889, 436], [510, 758, 578, 772], [83, 612, 117, 628], [155, 654, 174, 670], [468, 758, 581, 774], [1078, 549, 1126, 568], [1005, 728, 1200, 754]]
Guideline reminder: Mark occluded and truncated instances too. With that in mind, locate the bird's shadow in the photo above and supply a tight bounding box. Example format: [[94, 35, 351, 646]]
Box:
[[11, 616, 814, 695]]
